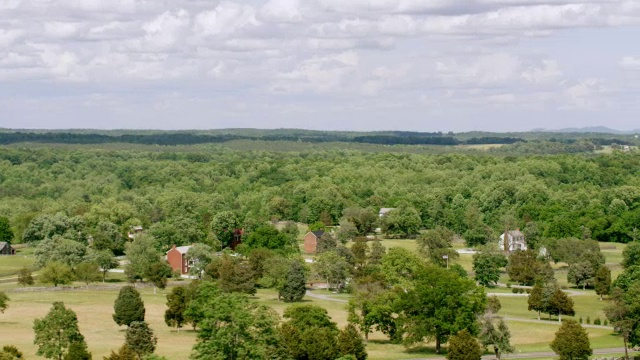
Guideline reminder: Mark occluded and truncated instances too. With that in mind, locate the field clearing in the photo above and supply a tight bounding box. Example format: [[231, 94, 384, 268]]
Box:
[[0, 248, 35, 278]]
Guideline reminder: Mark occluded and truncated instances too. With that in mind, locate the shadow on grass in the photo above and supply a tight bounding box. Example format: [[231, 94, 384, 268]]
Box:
[[367, 340, 444, 356]]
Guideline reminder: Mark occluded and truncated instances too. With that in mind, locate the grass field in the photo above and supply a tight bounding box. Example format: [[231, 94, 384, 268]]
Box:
[[0, 248, 35, 278]]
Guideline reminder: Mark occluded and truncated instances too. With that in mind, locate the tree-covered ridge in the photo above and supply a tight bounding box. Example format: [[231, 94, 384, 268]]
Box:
[[0, 146, 639, 244]]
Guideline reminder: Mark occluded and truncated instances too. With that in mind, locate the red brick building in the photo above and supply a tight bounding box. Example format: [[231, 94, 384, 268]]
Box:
[[303, 230, 324, 254], [166, 245, 192, 275]]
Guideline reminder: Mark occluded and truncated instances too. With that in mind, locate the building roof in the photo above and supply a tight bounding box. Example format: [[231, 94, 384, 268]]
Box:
[[310, 230, 325, 238], [379, 207, 395, 213], [507, 229, 524, 237], [0, 242, 10, 251], [168, 245, 192, 255]]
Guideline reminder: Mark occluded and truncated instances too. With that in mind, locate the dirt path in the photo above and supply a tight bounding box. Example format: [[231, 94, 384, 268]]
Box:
[[409, 347, 630, 359]]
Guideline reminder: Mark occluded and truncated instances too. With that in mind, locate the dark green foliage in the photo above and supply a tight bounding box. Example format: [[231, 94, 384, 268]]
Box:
[[243, 225, 294, 253], [380, 206, 422, 237], [473, 252, 507, 287], [612, 265, 640, 292], [0, 217, 13, 245], [206, 254, 257, 295], [164, 286, 188, 329], [144, 261, 172, 290], [446, 329, 482, 360], [63, 341, 92, 360], [125, 321, 157, 359], [397, 265, 487, 353], [622, 241, 640, 269], [0, 345, 23, 359], [124, 234, 162, 283], [280, 260, 307, 302], [102, 345, 136, 360], [337, 324, 367, 360], [348, 282, 398, 343], [17, 267, 34, 286], [0, 292, 8, 313], [113, 286, 145, 327], [33, 302, 88, 360], [210, 211, 240, 249], [594, 265, 611, 299], [479, 314, 514, 360], [550, 320, 592, 360], [507, 250, 554, 286], [280, 305, 339, 360], [188, 282, 283, 360], [40, 262, 74, 287]]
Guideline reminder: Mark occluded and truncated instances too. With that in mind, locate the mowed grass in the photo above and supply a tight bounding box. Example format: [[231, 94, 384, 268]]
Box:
[[0, 248, 35, 278]]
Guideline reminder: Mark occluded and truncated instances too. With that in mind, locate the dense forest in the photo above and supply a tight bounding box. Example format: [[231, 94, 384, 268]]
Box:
[[1, 140, 639, 248]]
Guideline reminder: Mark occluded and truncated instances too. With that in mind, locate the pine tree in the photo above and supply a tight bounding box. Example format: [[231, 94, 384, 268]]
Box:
[[550, 320, 592, 360], [446, 329, 482, 360], [368, 240, 386, 265], [63, 341, 92, 360], [113, 286, 145, 327], [125, 321, 157, 360], [594, 265, 611, 300], [527, 283, 544, 320], [337, 324, 368, 360], [549, 288, 575, 322], [164, 286, 187, 330], [280, 260, 307, 302]]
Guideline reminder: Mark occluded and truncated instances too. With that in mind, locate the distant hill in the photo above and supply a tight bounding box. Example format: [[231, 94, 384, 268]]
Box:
[[534, 126, 640, 135]]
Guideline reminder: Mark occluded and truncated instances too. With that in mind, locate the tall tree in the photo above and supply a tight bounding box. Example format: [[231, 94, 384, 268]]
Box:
[[185, 244, 214, 279], [0, 216, 13, 245], [473, 252, 507, 287], [548, 288, 575, 322], [567, 261, 595, 290], [124, 234, 162, 283], [144, 261, 172, 293], [478, 313, 514, 360], [210, 211, 240, 249], [507, 250, 554, 286], [604, 288, 633, 360], [550, 320, 592, 360], [164, 286, 189, 330], [417, 226, 459, 267], [315, 250, 351, 291], [594, 265, 611, 300], [280, 304, 340, 360], [125, 321, 157, 360], [206, 254, 257, 295], [348, 282, 398, 342], [87, 249, 118, 282], [398, 265, 487, 353], [113, 286, 145, 327], [40, 262, 74, 287], [280, 260, 307, 302], [527, 283, 545, 320], [337, 324, 368, 360], [622, 242, 640, 269], [33, 302, 88, 360]]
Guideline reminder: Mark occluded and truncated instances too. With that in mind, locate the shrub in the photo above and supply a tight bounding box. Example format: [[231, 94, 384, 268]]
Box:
[[506, 283, 512, 288], [586, 316, 591, 324], [512, 288, 519, 294], [593, 318, 601, 325], [579, 316, 583, 324]]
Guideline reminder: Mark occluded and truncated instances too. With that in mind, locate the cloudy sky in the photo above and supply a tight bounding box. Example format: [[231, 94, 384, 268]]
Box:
[[1, 0, 639, 132]]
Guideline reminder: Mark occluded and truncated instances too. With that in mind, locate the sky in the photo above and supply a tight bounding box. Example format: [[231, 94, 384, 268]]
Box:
[[0, 0, 639, 132]]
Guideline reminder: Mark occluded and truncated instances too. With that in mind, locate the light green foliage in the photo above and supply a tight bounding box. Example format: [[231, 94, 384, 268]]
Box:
[[567, 261, 595, 290], [348, 282, 398, 342], [124, 234, 162, 283], [315, 250, 351, 291], [550, 320, 592, 360], [479, 314, 514, 360], [0, 216, 13, 245], [35, 236, 88, 268], [125, 321, 157, 359], [473, 252, 507, 287], [259, 254, 291, 298], [149, 216, 204, 249], [87, 249, 118, 282], [446, 329, 482, 360], [342, 207, 378, 236], [74, 262, 101, 285], [22, 213, 87, 244], [417, 226, 459, 267], [40, 262, 74, 287], [547, 238, 602, 265], [612, 265, 640, 292], [33, 302, 88, 360], [380, 206, 422, 237], [185, 243, 213, 278], [90, 221, 126, 255], [188, 282, 283, 360], [113, 285, 145, 327], [380, 247, 424, 291], [398, 265, 487, 353], [145, 261, 172, 290], [0, 291, 8, 313], [210, 211, 240, 249], [337, 324, 368, 360]]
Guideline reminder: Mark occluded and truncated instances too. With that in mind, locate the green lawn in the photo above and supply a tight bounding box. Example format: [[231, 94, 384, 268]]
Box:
[[0, 247, 35, 278]]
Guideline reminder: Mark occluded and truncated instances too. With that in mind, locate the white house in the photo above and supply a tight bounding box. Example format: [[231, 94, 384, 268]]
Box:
[[379, 208, 395, 218], [499, 229, 527, 252]]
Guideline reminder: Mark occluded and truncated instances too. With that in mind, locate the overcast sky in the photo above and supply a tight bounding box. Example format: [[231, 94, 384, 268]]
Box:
[[1, 0, 639, 132]]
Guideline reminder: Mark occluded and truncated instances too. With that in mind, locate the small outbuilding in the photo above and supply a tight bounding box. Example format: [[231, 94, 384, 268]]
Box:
[[304, 230, 325, 254], [0, 242, 15, 255], [166, 245, 193, 275]]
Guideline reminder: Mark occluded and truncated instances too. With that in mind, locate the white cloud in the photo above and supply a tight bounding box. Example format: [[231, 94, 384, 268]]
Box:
[[260, 0, 302, 23], [619, 56, 640, 70]]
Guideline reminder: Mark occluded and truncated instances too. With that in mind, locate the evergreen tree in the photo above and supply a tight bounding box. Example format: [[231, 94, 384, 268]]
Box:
[[103, 345, 136, 360], [280, 260, 307, 302], [479, 314, 514, 360], [368, 239, 386, 265], [548, 288, 575, 322], [113, 286, 145, 327], [33, 302, 88, 360], [550, 320, 592, 360], [125, 321, 157, 360], [337, 324, 368, 360], [0, 345, 23, 359], [144, 261, 172, 293], [17, 267, 34, 286], [164, 286, 188, 330], [594, 265, 611, 300], [446, 329, 482, 360], [527, 283, 545, 320], [63, 341, 92, 360]]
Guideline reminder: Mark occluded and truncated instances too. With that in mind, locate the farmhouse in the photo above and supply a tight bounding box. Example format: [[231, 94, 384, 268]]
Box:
[[128, 225, 144, 240], [499, 229, 527, 252], [304, 230, 325, 253], [166, 245, 193, 275], [0, 242, 15, 255]]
